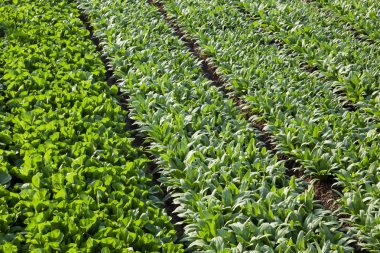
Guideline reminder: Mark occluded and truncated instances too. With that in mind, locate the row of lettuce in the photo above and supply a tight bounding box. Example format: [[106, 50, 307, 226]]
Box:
[[0, 0, 182, 252], [316, 0, 380, 40], [233, 0, 380, 116], [159, 0, 380, 251], [76, 0, 357, 252]]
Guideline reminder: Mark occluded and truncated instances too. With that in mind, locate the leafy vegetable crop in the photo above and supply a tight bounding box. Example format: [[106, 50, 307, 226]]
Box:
[[2, 0, 378, 251], [0, 0, 182, 252], [233, 0, 380, 116], [159, 0, 380, 250], [76, 0, 354, 251], [316, 0, 380, 40]]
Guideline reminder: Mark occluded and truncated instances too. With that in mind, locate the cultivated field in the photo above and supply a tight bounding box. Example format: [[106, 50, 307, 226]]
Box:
[[0, 0, 379, 252]]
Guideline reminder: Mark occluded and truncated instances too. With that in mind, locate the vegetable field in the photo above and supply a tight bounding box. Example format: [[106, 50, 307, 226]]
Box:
[[0, 0, 379, 252]]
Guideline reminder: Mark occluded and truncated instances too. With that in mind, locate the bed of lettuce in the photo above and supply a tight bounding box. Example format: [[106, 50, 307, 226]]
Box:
[[0, 0, 182, 252]]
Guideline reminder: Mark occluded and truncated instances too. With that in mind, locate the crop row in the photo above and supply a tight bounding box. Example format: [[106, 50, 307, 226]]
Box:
[[76, 0, 355, 251], [232, 0, 380, 116], [160, 0, 380, 250], [0, 0, 182, 252], [315, 0, 380, 40]]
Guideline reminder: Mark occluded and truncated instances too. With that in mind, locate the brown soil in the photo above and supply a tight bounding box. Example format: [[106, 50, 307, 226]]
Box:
[[308, 177, 340, 212]]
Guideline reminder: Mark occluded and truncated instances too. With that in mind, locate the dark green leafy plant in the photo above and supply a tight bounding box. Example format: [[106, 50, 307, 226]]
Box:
[[76, 0, 354, 251], [158, 0, 380, 250], [0, 0, 182, 252]]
